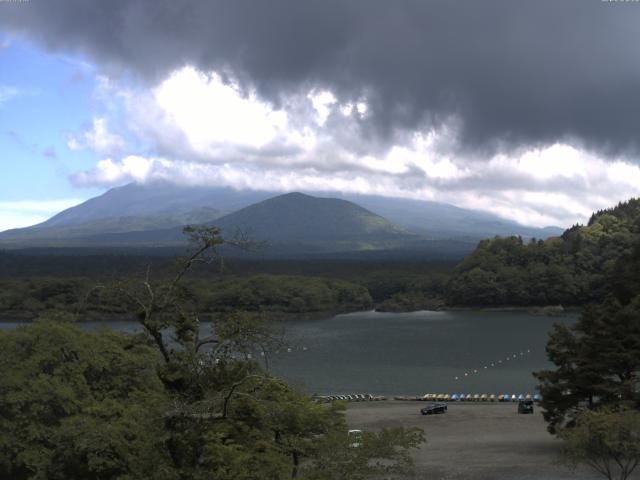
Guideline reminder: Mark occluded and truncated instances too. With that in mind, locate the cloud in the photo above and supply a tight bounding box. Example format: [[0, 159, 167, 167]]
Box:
[[0, 199, 84, 232], [5, 2, 640, 229], [153, 67, 290, 151], [42, 146, 57, 159], [62, 64, 640, 228], [67, 117, 125, 154], [70, 71, 640, 228], [71, 155, 157, 186], [308, 90, 336, 126], [0, 85, 20, 105], [3, 0, 640, 157]]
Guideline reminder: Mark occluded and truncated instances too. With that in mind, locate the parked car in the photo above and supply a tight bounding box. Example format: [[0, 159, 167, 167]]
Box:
[[518, 399, 534, 414], [421, 403, 448, 415]]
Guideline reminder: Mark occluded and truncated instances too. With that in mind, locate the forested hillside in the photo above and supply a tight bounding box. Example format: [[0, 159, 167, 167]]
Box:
[[446, 199, 640, 307]]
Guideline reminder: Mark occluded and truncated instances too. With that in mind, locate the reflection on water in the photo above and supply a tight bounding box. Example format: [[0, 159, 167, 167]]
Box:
[[0, 310, 575, 396]]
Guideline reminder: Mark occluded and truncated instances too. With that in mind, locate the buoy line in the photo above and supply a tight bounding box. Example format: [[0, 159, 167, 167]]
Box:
[[453, 349, 532, 381]]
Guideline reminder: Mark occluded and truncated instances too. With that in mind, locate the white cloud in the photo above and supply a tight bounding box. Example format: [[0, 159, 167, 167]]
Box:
[[0, 85, 20, 105], [67, 117, 125, 154], [308, 90, 336, 126], [72, 156, 160, 186], [0, 199, 84, 232], [154, 67, 289, 151], [68, 65, 640, 229]]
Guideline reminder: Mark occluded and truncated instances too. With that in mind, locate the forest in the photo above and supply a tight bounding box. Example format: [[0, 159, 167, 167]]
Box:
[[2, 202, 640, 479], [446, 199, 640, 307], [2, 199, 639, 320], [0, 228, 425, 479], [0, 250, 452, 319]]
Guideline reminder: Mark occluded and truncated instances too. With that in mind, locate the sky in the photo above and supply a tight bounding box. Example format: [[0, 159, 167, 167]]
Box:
[[2, 0, 640, 231]]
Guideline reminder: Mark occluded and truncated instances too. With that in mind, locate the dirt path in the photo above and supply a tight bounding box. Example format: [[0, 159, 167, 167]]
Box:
[[345, 401, 611, 480]]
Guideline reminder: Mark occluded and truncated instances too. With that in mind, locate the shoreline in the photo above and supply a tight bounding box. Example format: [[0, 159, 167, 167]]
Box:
[[0, 307, 364, 323], [0, 304, 580, 323]]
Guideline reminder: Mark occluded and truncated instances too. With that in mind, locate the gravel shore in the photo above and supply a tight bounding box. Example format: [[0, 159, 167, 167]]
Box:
[[345, 401, 606, 480]]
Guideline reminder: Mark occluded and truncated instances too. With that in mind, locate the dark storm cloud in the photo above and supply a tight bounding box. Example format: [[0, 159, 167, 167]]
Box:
[[3, 0, 640, 156]]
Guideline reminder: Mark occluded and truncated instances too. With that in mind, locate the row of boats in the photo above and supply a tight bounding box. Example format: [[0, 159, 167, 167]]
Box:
[[315, 393, 542, 403], [419, 393, 541, 402], [316, 394, 387, 402]]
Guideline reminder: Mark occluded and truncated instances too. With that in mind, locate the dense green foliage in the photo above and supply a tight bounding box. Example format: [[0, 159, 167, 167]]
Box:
[[0, 316, 170, 479], [193, 275, 372, 313], [0, 227, 425, 479], [534, 234, 640, 433], [559, 408, 640, 480], [534, 296, 640, 432], [0, 274, 372, 319], [531, 209, 640, 479], [447, 199, 640, 306], [0, 255, 455, 318]]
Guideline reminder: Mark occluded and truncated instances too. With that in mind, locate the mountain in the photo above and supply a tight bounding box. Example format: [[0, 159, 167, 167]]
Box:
[[37, 182, 272, 228], [0, 182, 563, 255], [333, 193, 562, 240], [214, 192, 406, 243], [0, 183, 272, 244], [8, 193, 414, 254]]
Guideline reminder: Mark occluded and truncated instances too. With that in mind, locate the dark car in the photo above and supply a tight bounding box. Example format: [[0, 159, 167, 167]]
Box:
[[517, 399, 534, 414], [421, 403, 447, 415]]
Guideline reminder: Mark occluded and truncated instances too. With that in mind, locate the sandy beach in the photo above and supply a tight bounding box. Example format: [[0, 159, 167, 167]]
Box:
[[345, 401, 607, 480]]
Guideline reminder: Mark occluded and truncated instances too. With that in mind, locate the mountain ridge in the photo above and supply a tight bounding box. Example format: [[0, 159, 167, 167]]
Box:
[[0, 183, 563, 256]]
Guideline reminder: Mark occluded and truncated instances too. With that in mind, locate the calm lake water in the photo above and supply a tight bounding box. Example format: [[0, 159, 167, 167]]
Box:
[[1, 310, 574, 396]]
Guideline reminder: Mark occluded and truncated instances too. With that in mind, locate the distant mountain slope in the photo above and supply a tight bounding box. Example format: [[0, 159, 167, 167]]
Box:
[[332, 193, 562, 239], [0, 183, 272, 243], [37, 182, 271, 228], [0, 182, 562, 251], [0, 210, 220, 241], [214, 192, 407, 243]]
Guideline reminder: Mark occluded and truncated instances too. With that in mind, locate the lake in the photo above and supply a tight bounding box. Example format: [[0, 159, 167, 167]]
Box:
[[1, 310, 574, 396]]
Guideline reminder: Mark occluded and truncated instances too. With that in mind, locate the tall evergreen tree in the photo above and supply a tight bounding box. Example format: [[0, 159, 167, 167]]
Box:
[[534, 297, 640, 432], [534, 240, 640, 433]]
